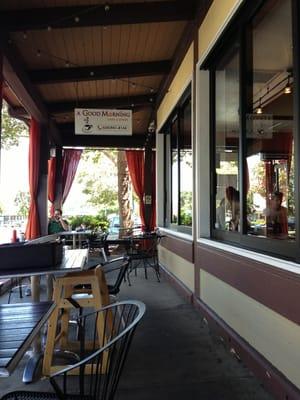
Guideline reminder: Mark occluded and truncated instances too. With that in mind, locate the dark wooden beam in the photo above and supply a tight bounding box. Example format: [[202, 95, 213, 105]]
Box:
[[29, 60, 171, 85], [47, 94, 156, 114], [156, 0, 213, 109], [0, 33, 62, 145], [60, 130, 148, 149], [1, 1, 197, 31]]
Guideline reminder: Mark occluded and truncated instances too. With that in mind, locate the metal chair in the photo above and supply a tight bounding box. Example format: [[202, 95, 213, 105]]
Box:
[[1, 300, 146, 400], [126, 232, 162, 281], [88, 231, 109, 263]]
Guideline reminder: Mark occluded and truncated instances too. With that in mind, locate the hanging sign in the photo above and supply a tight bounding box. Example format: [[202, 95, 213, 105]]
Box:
[[75, 108, 132, 135]]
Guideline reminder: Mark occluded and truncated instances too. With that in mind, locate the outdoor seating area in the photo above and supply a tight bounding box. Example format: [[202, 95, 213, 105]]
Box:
[[0, 261, 273, 399], [2, 0, 300, 398]]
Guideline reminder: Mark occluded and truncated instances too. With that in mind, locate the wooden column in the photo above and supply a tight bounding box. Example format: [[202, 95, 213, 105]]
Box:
[[54, 146, 63, 209], [32, 123, 49, 302], [144, 141, 153, 231], [37, 123, 49, 236]]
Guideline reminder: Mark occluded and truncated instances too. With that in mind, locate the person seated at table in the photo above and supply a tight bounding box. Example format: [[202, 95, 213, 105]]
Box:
[[265, 191, 288, 238], [48, 208, 70, 234], [225, 186, 240, 231]]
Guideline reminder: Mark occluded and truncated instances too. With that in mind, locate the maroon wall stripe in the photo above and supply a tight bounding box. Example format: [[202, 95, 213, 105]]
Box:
[[160, 233, 194, 263], [196, 243, 300, 326]]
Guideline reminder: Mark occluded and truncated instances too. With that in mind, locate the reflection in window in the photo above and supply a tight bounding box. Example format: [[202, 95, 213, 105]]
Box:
[[179, 100, 192, 226], [164, 91, 192, 231], [214, 47, 240, 232], [171, 118, 179, 223], [246, 0, 295, 240]]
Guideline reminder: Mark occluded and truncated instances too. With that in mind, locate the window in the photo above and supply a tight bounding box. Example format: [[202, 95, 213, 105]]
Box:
[[208, 0, 298, 260], [163, 88, 192, 233]]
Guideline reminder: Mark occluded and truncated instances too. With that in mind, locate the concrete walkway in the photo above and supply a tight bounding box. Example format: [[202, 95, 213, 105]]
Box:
[[0, 267, 273, 399]]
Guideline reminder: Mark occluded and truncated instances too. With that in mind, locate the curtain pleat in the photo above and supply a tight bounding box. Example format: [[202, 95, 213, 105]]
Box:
[[25, 118, 41, 239], [62, 149, 82, 205], [47, 157, 56, 216], [125, 150, 146, 228]]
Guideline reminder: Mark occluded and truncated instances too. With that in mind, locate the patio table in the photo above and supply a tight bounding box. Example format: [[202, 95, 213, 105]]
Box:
[[58, 230, 92, 249], [0, 248, 88, 383], [0, 301, 55, 377]]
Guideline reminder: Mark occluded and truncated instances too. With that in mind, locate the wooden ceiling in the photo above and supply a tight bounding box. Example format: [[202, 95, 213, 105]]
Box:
[[0, 0, 211, 148]]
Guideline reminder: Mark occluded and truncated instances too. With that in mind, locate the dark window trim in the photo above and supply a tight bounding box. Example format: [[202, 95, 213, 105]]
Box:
[[206, 0, 300, 263], [162, 84, 192, 233]]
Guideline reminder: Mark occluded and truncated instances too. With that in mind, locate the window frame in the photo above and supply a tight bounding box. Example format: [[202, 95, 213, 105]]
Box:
[[204, 0, 300, 262], [162, 85, 192, 235]]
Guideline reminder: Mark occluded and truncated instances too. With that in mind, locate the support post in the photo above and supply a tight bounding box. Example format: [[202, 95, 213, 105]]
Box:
[[54, 146, 63, 209], [144, 142, 153, 231]]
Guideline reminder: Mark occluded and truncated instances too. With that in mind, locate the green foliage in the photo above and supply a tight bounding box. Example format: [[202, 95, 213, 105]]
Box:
[[69, 214, 109, 232], [78, 149, 118, 214], [1, 105, 28, 149], [14, 190, 30, 218], [180, 191, 192, 226]]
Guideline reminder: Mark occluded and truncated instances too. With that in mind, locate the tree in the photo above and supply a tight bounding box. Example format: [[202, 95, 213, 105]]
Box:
[[78, 149, 133, 234], [14, 190, 30, 218], [117, 151, 132, 234], [78, 149, 119, 215], [1, 104, 28, 149]]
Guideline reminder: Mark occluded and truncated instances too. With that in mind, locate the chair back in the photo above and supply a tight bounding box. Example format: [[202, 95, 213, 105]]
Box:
[[50, 300, 146, 400], [103, 256, 131, 295]]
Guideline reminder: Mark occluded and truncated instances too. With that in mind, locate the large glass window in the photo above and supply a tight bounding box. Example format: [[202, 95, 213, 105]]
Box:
[[209, 0, 297, 260], [214, 47, 240, 232], [246, 0, 294, 241], [164, 90, 192, 232]]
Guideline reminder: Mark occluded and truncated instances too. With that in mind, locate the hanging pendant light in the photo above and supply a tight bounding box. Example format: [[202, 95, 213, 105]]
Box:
[[284, 75, 292, 94], [256, 98, 263, 114]]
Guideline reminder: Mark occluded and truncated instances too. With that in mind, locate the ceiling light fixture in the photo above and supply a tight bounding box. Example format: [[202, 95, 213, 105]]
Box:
[[256, 98, 263, 114], [74, 16, 80, 23], [284, 75, 292, 94], [104, 4, 110, 12]]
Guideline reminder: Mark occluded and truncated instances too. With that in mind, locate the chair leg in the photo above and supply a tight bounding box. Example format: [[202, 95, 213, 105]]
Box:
[[18, 278, 23, 299]]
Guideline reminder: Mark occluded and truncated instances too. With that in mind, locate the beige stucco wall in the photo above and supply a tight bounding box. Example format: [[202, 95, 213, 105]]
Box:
[[198, 0, 244, 62], [159, 246, 194, 291], [200, 269, 300, 389], [157, 44, 193, 131]]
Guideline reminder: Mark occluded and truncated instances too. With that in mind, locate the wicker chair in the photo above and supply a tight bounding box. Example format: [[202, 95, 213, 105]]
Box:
[[1, 300, 146, 400]]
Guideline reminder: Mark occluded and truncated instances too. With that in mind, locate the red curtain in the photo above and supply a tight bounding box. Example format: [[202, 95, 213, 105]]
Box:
[[125, 150, 146, 228], [62, 149, 82, 205], [47, 156, 56, 216], [25, 119, 41, 239], [149, 151, 156, 230]]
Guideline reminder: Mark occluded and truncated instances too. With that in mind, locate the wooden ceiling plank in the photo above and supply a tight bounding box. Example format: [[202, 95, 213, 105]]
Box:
[[2, 2, 196, 31], [0, 33, 62, 144], [156, 0, 213, 108]]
